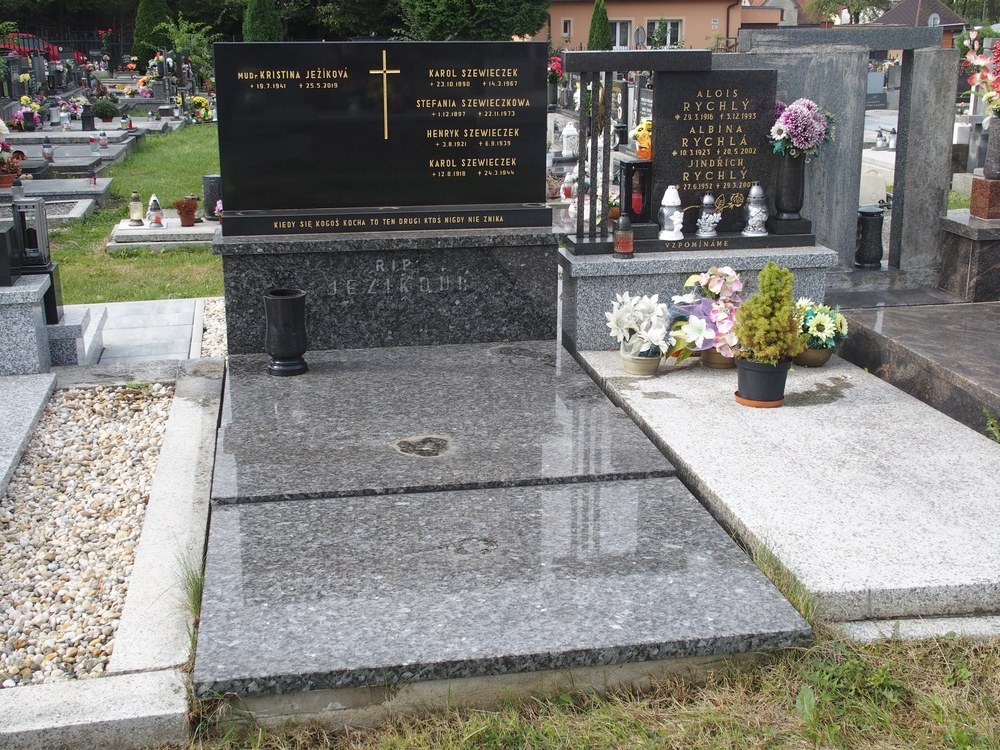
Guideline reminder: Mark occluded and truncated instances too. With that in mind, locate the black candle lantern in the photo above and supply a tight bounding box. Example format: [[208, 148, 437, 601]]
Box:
[[80, 104, 95, 131], [620, 157, 652, 223], [13, 198, 50, 267]]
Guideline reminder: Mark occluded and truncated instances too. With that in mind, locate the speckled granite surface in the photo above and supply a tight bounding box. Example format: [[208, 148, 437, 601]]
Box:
[[0, 275, 51, 375], [212, 341, 674, 503], [215, 230, 559, 353], [559, 246, 838, 352], [193, 476, 810, 697]]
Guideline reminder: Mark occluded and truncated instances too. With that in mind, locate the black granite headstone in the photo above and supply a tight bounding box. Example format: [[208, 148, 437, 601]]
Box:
[[652, 70, 777, 235], [214, 41, 551, 236]]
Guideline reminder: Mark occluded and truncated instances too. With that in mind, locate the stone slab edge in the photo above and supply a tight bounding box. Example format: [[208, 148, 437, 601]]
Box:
[[0, 373, 56, 494], [108, 368, 222, 674], [0, 669, 189, 750], [834, 615, 1000, 643]]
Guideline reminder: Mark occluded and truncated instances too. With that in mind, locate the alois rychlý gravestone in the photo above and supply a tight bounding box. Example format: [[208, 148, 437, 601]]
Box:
[[213, 41, 557, 354]]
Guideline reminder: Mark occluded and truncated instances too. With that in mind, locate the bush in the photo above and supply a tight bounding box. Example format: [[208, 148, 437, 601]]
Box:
[[243, 0, 283, 42], [92, 97, 120, 119], [587, 0, 613, 50], [733, 262, 806, 364], [133, 0, 173, 65]]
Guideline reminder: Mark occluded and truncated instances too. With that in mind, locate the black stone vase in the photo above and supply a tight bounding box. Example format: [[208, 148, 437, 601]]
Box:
[[263, 288, 309, 376], [547, 82, 558, 107], [985, 122, 1000, 180], [773, 152, 806, 221]]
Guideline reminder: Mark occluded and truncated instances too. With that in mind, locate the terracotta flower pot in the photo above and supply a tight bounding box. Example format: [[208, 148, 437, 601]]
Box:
[[178, 212, 196, 227]]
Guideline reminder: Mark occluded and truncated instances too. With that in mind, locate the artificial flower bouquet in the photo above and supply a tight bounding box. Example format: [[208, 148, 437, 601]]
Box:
[[962, 29, 1000, 114], [769, 98, 834, 158], [669, 266, 743, 359], [606, 292, 675, 359], [795, 298, 848, 350], [547, 55, 564, 85], [0, 121, 22, 177]]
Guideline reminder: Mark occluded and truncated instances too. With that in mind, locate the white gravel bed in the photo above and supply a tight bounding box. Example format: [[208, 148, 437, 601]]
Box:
[[0, 383, 174, 689], [201, 297, 227, 357]]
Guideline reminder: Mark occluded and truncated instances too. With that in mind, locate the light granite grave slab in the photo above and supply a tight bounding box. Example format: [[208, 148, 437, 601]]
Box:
[[0, 371, 56, 492], [575, 351, 1000, 622]]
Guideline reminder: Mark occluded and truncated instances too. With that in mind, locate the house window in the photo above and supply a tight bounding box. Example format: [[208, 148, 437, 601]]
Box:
[[562, 19, 572, 39], [647, 19, 681, 48], [927, 13, 940, 26], [609, 20, 631, 50]]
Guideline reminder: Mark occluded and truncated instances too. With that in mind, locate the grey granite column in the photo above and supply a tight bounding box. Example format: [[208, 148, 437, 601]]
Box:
[[713, 47, 867, 271], [889, 46, 957, 281]]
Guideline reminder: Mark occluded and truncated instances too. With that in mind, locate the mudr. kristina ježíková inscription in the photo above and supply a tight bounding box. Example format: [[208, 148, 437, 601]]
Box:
[[214, 42, 550, 235]]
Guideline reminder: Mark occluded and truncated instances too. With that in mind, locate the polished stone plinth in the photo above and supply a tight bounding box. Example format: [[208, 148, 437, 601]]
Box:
[[839, 301, 1000, 434], [196, 340, 810, 706], [559, 246, 838, 352], [940, 210, 1000, 302], [212, 341, 674, 503], [214, 230, 558, 354]]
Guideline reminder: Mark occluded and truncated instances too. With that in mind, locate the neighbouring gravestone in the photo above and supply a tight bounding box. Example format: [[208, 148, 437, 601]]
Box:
[[212, 41, 559, 354], [214, 41, 551, 235]]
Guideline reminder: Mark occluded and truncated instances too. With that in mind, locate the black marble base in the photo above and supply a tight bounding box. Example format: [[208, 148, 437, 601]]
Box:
[[766, 217, 812, 236], [222, 204, 553, 237], [564, 232, 816, 255], [216, 230, 558, 354]]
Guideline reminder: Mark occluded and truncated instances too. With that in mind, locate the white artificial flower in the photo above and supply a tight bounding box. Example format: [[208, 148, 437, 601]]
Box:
[[679, 316, 715, 348]]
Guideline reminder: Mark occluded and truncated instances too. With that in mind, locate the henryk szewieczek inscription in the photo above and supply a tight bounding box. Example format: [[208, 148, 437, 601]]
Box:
[[214, 41, 551, 236]]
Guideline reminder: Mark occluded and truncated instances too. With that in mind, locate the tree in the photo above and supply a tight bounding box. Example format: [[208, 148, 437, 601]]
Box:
[[133, 0, 174, 64], [587, 0, 612, 50], [804, 0, 891, 24], [155, 14, 222, 85], [396, 0, 550, 41], [243, 0, 282, 41], [316, 0, 403, 39]]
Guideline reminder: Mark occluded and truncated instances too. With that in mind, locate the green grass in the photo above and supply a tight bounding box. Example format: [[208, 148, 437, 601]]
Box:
[[49, 124, 223, 304], [949, 190, 972, 211], [178, 631, 1000, 750]]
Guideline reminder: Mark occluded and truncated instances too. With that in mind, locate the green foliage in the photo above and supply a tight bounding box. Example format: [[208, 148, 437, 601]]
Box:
[[243, 0, 283, 41], [133, 0, 175, 65], [985, 408, 1000, 443], [91, 96, 120, 119], [587, 0, 612, 50], [733, 262, 806, 363], [396, 0, 550, 41], [804, 0, 890, 24], [154, 14, 222, 86], [316, 0, 403, 39]]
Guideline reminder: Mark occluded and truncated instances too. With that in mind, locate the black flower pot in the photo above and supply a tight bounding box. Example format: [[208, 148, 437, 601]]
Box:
[[263, 288, 308, 376], [735, 359, 792, 407]]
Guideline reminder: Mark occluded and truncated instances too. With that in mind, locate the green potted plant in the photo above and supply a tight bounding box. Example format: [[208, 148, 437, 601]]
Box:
[[92, 96, 120, 122], [792, 298, 849, 367], [732, 262, 806, 407]]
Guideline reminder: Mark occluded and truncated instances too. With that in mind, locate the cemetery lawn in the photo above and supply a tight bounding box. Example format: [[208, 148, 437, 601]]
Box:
[[49, 124, 223, 304], [184, 628, 1000, 749]]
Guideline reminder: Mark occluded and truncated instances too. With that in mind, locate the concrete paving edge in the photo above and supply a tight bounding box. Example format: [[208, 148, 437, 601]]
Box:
[[0, 363, 224, 749], [109, 368, 223, 674]]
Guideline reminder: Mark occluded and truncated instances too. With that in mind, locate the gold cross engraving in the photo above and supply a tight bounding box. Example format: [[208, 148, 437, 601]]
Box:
[[369, 49, 400, 140]]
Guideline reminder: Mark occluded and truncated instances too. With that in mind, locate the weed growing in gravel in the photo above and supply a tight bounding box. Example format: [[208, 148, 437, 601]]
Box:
[[985, 408, 1000, 443]]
